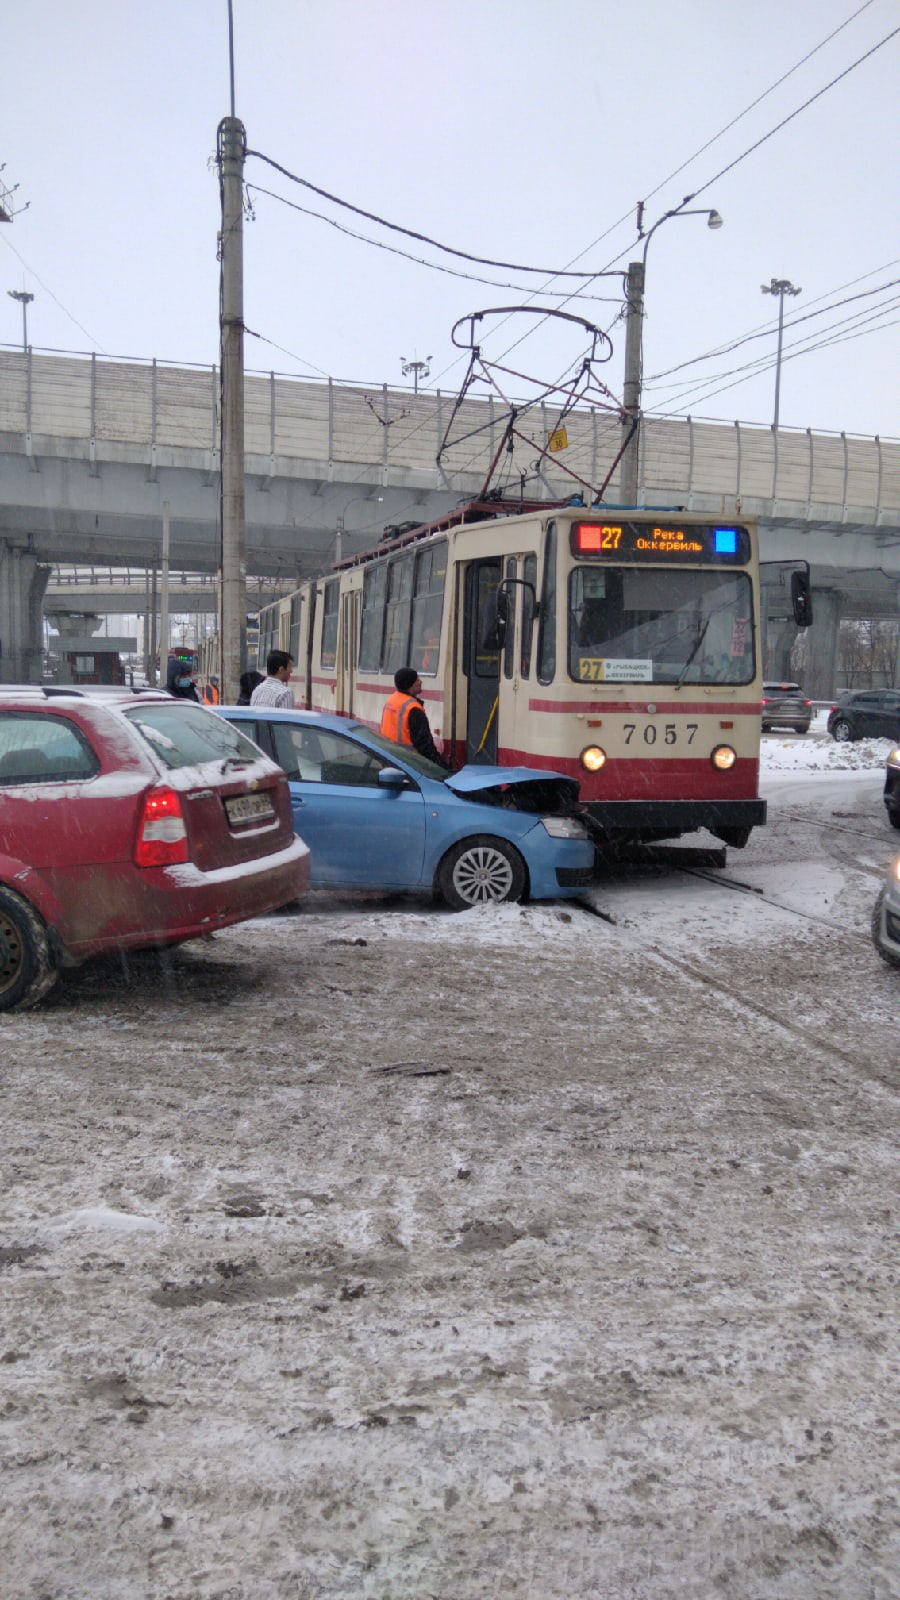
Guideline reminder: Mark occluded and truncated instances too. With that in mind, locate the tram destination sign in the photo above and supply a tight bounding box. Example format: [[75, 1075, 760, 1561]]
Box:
[[571, 521, 750, 564]]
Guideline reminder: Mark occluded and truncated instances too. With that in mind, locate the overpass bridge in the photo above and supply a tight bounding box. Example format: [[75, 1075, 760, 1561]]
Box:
[[1, 348, 898, 692]]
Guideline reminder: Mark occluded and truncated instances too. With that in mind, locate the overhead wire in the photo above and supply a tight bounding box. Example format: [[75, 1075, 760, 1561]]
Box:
[[484, 6, 900, 384], [238, 4, 897, 468], [245, 182, 623, 301], [657, 295, 900, 397], [244, 149, 621, 280], [657, 317, 900, 417], [645, 276, 900, 386], [548, 0, 884, 282], [682, 20, 900, 209], [654, 302, 900, 414], [0, 231, 107, 354]]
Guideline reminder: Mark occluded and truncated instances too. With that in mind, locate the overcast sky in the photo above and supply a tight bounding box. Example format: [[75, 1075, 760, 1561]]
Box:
[[3, 0, 898, 440]]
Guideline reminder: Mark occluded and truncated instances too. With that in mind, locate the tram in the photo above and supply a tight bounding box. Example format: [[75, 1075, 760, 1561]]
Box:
[[255, 497, 812, 848]]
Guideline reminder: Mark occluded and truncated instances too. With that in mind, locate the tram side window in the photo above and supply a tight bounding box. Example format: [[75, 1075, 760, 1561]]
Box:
[[359, 563, 387, 671], [289, 593, 304, 667], [521, 553, 537, 678], [409, 542, 447, 677], [320, 580, 340, 670], [258, 604, 279, 669], [382, 555, 415, 674], [536, 524, 557, 685], [503, 558, 517, 679]]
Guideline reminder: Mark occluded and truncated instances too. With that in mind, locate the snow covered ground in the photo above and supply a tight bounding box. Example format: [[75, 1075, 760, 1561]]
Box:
[[0, 712, 897, 1600]]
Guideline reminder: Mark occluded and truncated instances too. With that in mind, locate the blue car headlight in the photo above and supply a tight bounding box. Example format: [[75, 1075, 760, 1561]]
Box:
[[541, 816, 591, 840]]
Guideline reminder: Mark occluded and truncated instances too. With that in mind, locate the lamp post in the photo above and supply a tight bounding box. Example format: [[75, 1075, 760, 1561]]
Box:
[[8, 288, 34, 351], [401, 355, 431, 394], [335, 493, 384, 565], [760, 277, 801, 430], [620, 200, 723, 505]]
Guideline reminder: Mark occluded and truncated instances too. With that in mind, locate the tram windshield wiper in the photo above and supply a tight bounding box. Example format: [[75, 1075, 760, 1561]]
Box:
[[676, 615, 711, 687]]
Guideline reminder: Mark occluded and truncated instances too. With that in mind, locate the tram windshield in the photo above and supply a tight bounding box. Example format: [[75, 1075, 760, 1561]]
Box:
[[568, 566, 754, 686]]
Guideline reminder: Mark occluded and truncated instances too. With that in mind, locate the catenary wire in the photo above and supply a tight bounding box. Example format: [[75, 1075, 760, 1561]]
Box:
[[645, 278, 900, 387], [487, 12, 900, 368], [659, 295, 900, 397], [683, 22, 900, 209], [523, 0, 883, 284], [658, 318, 900, 417], [646, 265, 900, 381], [657, 307, 900, 414]]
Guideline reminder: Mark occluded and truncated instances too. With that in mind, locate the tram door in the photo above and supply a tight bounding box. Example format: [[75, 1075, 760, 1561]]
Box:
[[337, 591, 360, 716], [463, 559, 501, 765]]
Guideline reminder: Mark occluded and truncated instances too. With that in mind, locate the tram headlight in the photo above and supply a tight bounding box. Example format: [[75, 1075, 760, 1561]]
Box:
[[580, 745, 606, 773], [887, 746, 900, 770], [710, 744, 737, 771]]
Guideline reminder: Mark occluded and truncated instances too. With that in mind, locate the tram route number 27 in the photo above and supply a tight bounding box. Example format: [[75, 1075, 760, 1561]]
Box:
[[623, 722, 699, 746]]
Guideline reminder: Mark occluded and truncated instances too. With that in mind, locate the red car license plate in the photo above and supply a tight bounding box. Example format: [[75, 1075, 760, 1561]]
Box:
[[225, 791, 276, 825]]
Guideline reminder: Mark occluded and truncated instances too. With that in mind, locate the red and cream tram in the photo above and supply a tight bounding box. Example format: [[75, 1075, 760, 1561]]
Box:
[[256, 499, 811, 848]]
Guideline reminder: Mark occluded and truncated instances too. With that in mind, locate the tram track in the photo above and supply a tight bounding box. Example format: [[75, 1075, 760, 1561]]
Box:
[[777, 807, 893, 847], [578, 812, 896, 1089], [578, 892, 894, 1087]]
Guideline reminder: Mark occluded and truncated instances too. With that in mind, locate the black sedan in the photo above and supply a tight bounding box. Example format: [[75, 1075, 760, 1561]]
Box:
[[827, 689, 900, 743]]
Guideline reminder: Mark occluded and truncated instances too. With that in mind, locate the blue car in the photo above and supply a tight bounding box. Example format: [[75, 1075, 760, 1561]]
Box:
[[214, 707, 595, 909]]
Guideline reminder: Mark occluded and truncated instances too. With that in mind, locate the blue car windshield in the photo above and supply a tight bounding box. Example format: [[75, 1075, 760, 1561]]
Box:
[[361, 726, 448, 781]]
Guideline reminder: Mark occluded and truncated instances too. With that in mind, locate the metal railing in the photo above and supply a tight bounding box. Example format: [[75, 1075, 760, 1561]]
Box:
[[2, 347, 898, 522]]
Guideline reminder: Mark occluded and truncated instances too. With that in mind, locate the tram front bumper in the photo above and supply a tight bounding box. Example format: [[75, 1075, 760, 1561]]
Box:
[[583, 797, 767, 843]]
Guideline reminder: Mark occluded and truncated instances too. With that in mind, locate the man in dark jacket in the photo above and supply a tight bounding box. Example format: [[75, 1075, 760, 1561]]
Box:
[[380, 666, 450, 769]]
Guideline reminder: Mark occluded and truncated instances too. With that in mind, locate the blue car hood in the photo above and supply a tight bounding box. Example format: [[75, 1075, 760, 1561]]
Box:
[[444, 765, 579, 803]]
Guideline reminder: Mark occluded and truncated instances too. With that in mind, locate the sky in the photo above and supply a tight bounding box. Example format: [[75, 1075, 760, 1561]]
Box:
[[2, 0, 899, 441]]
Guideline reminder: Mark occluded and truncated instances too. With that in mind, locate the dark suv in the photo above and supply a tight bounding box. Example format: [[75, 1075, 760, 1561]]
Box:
[[761, 682, 812, 734], [827, 689, 900, 743]]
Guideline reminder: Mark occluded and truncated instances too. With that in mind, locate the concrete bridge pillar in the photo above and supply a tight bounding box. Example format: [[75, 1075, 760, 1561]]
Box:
[[0, 541, 51, 683], [766, 619, 799, 681], [804, 589, 842, 700], [53, 612, 103, 640]]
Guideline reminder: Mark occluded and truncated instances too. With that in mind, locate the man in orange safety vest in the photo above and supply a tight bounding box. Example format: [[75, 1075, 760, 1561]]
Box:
[[380, 666, 450, 770]]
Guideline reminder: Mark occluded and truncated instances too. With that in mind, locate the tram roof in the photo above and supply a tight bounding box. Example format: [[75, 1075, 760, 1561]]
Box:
[[334, 494, 577, 572]]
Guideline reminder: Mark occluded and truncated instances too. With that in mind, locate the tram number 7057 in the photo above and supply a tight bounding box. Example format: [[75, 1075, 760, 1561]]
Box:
[[623, 722, 699, 746]]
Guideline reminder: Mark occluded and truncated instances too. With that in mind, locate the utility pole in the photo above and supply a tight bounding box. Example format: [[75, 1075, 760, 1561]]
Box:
[[619, 262, 644, 505], [217, 114, 247, 706], [619, 199, 723, 506], [761, 277, 801, 430], [160, 500, 170, 683], [8, 288, 34, 351]]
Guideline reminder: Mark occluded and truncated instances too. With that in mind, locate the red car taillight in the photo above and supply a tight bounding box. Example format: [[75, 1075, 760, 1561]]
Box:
[[135, 786, 189, 867]]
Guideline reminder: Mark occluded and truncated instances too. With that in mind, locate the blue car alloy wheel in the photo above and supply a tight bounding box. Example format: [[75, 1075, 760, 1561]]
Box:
[[438, 835, 526, 910]]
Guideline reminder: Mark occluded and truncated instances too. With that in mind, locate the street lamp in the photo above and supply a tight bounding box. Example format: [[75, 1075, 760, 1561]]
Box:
[[619, 199, 723, 504], [8, 288, 34, 351], [335, 493, 384, 565], [760, 277, 801, 430], [401, 355, 432, 394]]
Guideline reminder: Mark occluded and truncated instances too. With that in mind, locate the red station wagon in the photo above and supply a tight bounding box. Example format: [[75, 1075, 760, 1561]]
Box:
[[0, 689, 310, 1010]]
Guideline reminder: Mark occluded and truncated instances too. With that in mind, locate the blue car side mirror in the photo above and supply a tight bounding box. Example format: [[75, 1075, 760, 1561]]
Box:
[[378, 767, 408, 789]]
